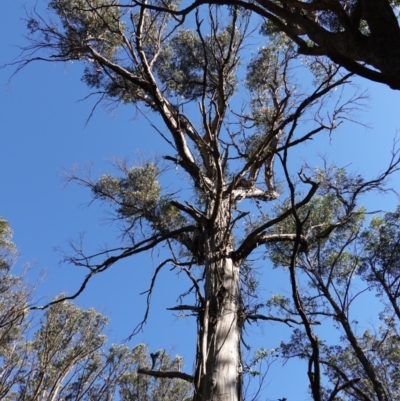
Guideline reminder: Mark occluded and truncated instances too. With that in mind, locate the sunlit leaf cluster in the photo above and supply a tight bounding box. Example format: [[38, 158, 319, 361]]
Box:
[[48, 0, 123, 59], [93, 163, 161, 219]]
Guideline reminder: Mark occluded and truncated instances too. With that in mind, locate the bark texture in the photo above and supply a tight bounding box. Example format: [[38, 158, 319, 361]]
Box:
[[194, 200, 242, 401]]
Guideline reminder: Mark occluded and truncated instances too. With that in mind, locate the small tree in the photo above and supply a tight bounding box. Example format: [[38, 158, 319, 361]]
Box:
[[11, 1, 400, 400]]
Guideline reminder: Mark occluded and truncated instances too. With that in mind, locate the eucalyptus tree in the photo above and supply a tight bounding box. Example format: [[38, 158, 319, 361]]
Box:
[[16, 332, 192, 401], [261, 166, 400, 401], [14, 300, 109, 401], [0, 298, 192, 401], [0, 219, 107, 401], [0, 218, 16, 269], [0, 218, 191, 401], [0, 218, 26, 329], [0, 217, 31, 399], [0, 219, 111, 401], [13, 1, 400, 400]]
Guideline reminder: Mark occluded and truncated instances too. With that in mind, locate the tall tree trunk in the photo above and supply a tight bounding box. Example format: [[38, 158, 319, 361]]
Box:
[[194, 200, 243, 401]]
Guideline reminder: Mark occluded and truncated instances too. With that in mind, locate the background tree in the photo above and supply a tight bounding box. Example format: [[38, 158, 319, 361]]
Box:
[[0, 217, 27, 334], [3, 302, 192, 401], [0, 217, 32, 400], [11, 1, 400, 401], [0, 218, 192, 401], [261, 164, 400, 401]]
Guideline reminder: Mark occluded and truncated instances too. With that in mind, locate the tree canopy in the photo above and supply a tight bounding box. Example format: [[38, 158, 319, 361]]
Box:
[[192, 0, 400, 89], [6, 0, 400, 400], [19, 0, 400, 89], [0, 217, 192, 401]]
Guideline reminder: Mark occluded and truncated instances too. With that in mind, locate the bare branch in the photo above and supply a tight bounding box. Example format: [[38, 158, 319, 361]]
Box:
[[138, 368, 194, 383]]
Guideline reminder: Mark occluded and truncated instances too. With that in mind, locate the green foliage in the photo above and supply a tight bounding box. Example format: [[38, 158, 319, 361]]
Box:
[[241, 132, 273, 162], [91, 162, 187, 232], [129, 0, 179, 60], [0, 217, 16, 270], [360, 206, 400, 277], [266, 294, 291, 311], [118, 345, 192, 401], [242, 34, 296, 159], [266, 198, 400, 400], [245, 35, 294, 131], [93, 163, 161, 219], [0, 296, 192, 400], [0, 221, 192, 400], [57, 343, 192, 401], [158, 200, 187, 230], [95, 67, 148, 105], [264, 167, 366, 270], [321, 324, 400, 400], [0, 218, 27, 368], [246, 347, 278, 377], [17, 300, 107, 400], [157, 29, 205, 99], [157, 23, 241, 100], [240, 262, 259, 296], [47, 0, 123, 59], [246, 34, 293, 96], [359, 206, 400, 303]]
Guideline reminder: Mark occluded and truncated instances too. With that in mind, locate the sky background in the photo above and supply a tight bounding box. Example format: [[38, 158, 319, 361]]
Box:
[[1, 2, 400, 400]]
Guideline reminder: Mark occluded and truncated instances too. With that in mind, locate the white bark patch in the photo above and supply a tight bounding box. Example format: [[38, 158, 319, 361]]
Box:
[[210, 258, 241, 401]]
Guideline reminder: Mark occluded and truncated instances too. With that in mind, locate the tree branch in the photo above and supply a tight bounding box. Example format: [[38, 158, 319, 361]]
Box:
[[138, 368, 194, 383], [246, 313, 319, 327]]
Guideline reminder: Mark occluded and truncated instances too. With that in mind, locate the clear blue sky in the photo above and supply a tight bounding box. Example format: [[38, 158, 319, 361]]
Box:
[[1, 2, 400, 400]]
